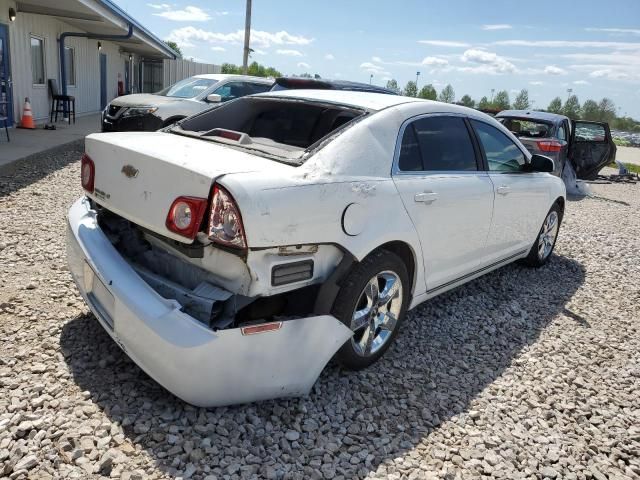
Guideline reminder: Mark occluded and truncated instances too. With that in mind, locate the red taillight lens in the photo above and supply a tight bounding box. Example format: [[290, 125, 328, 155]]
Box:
[[81, 154, 95, 193], [537, 140, 562, 153], [208, 184, 247, 249], [165, 196, 208, 240]]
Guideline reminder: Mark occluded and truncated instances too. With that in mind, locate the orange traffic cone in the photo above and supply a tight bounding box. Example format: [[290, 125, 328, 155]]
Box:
[[19, 97, 36, 129]]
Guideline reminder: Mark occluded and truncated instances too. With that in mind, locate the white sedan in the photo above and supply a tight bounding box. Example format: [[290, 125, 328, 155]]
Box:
[[67, 90, 566, 407]]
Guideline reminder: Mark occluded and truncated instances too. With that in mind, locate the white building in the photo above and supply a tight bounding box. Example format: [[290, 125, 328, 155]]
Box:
[[0, 0, 177, 125]]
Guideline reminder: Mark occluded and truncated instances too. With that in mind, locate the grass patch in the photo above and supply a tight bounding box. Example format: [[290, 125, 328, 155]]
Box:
[[607, 162, 640, 174]]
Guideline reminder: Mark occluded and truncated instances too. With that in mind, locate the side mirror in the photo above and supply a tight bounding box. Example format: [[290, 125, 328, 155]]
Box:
[[206, 94, 222, 103], [529, 154, 555, 173]]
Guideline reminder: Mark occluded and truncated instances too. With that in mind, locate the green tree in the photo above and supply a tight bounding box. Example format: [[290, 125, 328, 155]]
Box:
[[598, 98, 616, 123], [418, 84, 437, 100], [478, 96, 490, 109], [438, 84, 455, 103], [581, 99, 600, 121], [459, 94, 475, 108], [493, 90, 510, 110], [385, 79, 400, 94], [222, 61, 281, 77], [563, 95, 581, 119], [513, 89, 530, 110], [403, 80, 418, 97], [547, 97, 563, 114], [164, 40, 182, 58]]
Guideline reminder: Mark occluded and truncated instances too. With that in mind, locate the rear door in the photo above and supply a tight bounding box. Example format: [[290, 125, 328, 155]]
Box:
[[392, 114, 495, 290], [470, 119, 549, 260], [569, 121, 617, 180]]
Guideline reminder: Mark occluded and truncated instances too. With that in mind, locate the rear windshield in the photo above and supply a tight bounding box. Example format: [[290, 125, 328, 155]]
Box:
[[497, 117, 553, 138], [174, 96, 366, 162]]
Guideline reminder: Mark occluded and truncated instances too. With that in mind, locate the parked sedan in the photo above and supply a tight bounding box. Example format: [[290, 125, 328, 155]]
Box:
[[101, 74, 273, 132], [496, 110, 616, 179], [69, 91, 569, 406]]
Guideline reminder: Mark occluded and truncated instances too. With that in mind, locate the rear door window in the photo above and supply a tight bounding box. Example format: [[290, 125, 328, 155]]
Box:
[[472, 120, 526, 172], [398, 116, 478, 172]]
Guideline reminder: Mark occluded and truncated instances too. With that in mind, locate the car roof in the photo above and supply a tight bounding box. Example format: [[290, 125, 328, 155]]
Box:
[[273, 77, 397, 95], [253, 89, 437, 111], [497, 110, 568, 123], [192, 74, 273, 83]]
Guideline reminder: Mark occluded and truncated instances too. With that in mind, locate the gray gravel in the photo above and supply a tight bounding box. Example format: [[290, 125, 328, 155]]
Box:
[[1, 144, 639, 480]]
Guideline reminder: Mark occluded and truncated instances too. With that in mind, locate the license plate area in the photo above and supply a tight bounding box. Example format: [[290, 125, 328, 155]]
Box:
[[83, 261, 115, 329]]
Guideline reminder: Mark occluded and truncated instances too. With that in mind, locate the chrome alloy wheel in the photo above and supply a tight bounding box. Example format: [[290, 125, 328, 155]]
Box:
[[350, 271, 403, 357], [538, 210, 559, 261]]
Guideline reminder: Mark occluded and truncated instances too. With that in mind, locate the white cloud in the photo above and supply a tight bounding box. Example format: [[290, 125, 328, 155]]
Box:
[[418, 40, 471, 48], [573, 80, 590, 85], [482, 24, 513, 30], [544, 65, 567, 75], [297, 62, 310, 69], [276, 49, 303, 57], [372, 56, 383, 63], [589, 69, 630, 80], [147, 3, 170, 9], [529, 81, 545, 85], [210, 46, 226, 52], [324, 53, 335, 60], [492, 40, 640, 50], [359, 62, 390, 76], [167, 27, 314, 48], [585, 27, 640, 36], [422, 56, 449, 67], [154, 6, 211, 21], [460, 49, 517, 74]]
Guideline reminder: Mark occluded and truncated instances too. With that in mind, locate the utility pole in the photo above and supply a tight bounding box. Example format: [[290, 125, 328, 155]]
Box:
[[369, 74, 373, 84], [415, 71, 420, 91], [566, 88, 572, 101], [490, 88, 495, 103], [242, 0, 252, 74]]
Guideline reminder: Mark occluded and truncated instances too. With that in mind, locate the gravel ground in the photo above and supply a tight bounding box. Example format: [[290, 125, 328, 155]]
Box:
[[1, 142, 639, 480]]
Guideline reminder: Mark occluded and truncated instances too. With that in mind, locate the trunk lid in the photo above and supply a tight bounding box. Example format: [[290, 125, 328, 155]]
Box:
[[85, 132, 291, 243]]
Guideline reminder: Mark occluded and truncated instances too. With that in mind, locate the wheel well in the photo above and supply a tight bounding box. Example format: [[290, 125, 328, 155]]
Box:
[[554, 196, 565, 220], [377, 241, 417, 295], [162, 116, 186, 127]]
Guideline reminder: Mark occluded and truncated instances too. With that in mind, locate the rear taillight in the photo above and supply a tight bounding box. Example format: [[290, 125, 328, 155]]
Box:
[[81, 154, 95, 193], [165, 197, 208, 240], [208, 184, 247, 249], [537, 140, 562, 153]]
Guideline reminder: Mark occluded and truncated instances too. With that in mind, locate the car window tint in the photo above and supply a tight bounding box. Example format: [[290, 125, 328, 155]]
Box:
[[409, 116, 477, 171], [398, 125, 422, 171], [575, 122, 606, 142], [472, 120, 526, 172], [248, 82, 272, 94], [214, 82, 252, 101], [557, 124, 567, 141]]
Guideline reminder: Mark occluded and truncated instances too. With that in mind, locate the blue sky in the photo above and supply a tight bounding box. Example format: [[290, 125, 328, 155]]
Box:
[[114, 0, 640, 118]]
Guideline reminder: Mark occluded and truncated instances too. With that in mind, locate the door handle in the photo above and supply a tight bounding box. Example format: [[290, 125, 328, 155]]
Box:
[[496, 185, 511, 195], [414, 192, 438, 204]]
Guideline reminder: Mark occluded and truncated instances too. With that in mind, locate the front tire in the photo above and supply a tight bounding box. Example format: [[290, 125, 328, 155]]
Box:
[[332, 249, 409, 370], [522, 203, 562, 267]]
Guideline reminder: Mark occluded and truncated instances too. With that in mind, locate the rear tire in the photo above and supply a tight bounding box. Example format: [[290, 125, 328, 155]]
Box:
[[332, 249, 409, 370], [522, 203, 562, 267]]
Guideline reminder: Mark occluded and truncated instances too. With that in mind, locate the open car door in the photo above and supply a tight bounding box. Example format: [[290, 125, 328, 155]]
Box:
[[569, 120, 617, 180]]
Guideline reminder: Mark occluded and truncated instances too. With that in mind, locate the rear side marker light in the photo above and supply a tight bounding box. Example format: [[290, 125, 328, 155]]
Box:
[[271, 260, 314, 286], [166, 196, 208, 240], [537, 140, 562, 153], [81, 154, 95, 193], [241, 322, 283, 336]]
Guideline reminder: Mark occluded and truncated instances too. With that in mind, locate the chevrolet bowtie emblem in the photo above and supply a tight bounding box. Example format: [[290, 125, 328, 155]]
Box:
[[121, 165, 139, 178]]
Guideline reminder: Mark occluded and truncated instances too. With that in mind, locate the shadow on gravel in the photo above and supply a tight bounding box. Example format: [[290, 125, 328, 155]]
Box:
[[60, 254, 585, 479], [0, 140, 83, 199]]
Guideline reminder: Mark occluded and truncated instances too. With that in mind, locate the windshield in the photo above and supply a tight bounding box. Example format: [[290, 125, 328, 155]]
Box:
[[498, 117, 553, 138], [156, 77, 219, 98]]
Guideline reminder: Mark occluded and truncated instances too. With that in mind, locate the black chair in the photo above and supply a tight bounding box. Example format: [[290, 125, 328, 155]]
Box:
[[48, 79, 75, 124], [0, 101, 9, 141]]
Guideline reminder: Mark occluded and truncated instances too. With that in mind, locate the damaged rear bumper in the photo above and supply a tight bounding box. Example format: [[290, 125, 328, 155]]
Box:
[[66, 197, 352, 407]]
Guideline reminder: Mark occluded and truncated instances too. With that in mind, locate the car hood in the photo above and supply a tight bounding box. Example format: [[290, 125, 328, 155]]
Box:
[[109, 94, 191, 107]]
